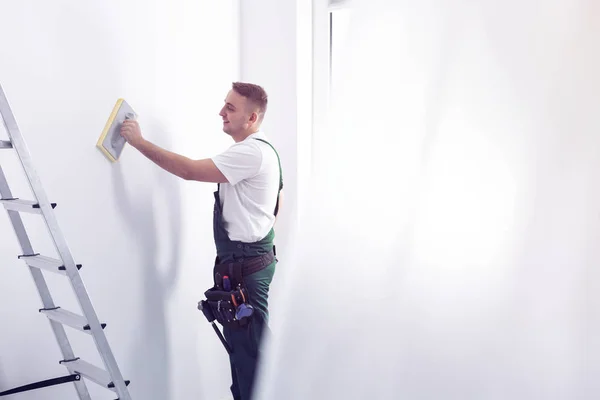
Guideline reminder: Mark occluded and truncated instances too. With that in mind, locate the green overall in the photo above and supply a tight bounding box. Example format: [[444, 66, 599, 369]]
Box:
[[212, 138, 282, 400]]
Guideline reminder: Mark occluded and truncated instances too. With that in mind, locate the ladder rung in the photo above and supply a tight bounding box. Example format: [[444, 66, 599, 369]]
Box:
[[18, 254, 82, 276], [0, 140, 12, 148], [40, 307, 106, 333], [0, 198, 56, 213], [60, 359, 130, 391]]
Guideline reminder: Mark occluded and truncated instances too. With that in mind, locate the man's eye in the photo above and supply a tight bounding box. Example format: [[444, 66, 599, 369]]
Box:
[[228, 107, 234, 111]]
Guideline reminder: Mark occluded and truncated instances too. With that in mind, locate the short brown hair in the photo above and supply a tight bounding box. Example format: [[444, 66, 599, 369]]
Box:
[[232, 82, 268, 118]]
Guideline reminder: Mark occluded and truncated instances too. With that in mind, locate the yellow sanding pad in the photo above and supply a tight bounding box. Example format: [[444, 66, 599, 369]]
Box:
[[96, 99, 137, 162]]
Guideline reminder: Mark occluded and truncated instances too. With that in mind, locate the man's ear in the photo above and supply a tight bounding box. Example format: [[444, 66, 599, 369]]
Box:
[[249, 112, 258, 123]]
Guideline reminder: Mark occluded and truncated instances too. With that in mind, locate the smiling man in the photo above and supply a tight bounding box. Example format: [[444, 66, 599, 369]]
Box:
[[120, 82, 283, 400]]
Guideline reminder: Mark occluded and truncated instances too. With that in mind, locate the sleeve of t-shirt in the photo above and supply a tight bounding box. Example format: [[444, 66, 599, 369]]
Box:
[[211, 141, 263, 185]]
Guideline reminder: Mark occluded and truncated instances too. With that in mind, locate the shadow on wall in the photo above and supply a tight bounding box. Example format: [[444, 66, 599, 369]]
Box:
[[110, 117, 184, 399]]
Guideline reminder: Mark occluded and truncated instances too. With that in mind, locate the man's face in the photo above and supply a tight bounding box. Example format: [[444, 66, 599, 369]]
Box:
[[219, 90, 253, 136]]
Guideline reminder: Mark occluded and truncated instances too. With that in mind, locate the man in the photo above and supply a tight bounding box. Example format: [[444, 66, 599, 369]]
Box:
[[120, 82, 282, 400]]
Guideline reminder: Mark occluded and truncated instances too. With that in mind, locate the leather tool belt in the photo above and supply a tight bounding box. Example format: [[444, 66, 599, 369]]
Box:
[[199, 250, 274, 328]]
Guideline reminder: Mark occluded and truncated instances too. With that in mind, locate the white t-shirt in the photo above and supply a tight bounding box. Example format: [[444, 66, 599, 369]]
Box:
[[211, 131, 281, 243]]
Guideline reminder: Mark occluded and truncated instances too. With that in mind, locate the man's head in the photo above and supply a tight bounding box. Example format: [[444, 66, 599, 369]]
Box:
[[219, 82, 268, 141]]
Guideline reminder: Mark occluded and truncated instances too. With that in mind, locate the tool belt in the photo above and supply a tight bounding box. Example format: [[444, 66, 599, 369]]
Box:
[[199, 250, 275, 329]]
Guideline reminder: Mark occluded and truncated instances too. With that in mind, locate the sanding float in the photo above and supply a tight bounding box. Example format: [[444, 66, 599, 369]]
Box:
[[96, 98, 137, 162]]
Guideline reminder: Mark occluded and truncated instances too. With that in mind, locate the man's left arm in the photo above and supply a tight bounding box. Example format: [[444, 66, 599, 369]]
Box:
[[121, 120, 228, 183]]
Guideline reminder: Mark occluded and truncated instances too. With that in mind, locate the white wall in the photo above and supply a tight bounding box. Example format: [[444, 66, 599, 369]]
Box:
[[0, 1, 240, 399], [254, 0, 600, 399]]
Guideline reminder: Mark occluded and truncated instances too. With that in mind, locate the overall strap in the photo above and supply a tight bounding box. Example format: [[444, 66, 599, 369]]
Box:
[[254, 138, 284, 216], [253, 138, 283, 191]]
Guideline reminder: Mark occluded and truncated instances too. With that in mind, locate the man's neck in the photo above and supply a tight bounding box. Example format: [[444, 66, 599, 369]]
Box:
[[232, 129, 259, 143]]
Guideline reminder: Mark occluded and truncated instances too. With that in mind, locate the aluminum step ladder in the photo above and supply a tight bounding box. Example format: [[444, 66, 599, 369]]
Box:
[[0, 84, 132, 400]]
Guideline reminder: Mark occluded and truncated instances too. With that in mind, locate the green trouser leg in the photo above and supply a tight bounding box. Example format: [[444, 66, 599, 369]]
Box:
[[223, 261, 276, 400]]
